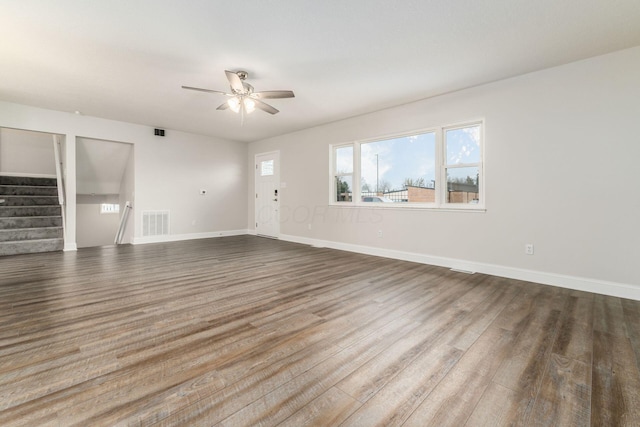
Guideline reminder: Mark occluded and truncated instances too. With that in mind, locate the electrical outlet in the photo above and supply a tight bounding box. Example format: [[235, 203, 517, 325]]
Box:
[[308, 224, 312, 230], [378, 230, 383, 238], [525, 243, 534, 255]]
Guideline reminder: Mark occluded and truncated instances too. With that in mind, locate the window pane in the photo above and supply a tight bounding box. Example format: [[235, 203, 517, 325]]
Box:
[[261, 160, 274, 176], [335, 176, 352, 202], [360, 132, 435, 203], [100, 203, 120, 214], [335, 146, 353, 174], [446, 125, 480, 165], [446, 166, 479, 204]]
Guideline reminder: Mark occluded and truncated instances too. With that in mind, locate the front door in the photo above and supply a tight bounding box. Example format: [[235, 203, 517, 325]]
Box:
[[255, 151, 279, 238]]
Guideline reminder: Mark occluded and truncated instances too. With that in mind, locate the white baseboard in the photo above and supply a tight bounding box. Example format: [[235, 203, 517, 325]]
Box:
[[132, 229, 248, 245], [118, 228, 640, 300], [279, 234, 640, 301], [63, 243, 77, 251]]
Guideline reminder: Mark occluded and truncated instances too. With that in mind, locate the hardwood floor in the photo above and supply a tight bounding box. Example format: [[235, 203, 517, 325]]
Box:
[[0, 235, 639, 426]]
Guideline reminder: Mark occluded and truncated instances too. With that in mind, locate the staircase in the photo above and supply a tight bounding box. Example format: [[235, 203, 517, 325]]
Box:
[[0, 175, 64, 256]]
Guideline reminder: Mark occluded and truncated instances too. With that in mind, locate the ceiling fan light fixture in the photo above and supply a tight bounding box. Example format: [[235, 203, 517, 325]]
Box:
[[243, 98, 256, 113], [227, 97, 240, 113]]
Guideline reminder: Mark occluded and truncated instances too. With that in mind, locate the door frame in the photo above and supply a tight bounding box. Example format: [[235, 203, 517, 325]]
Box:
[[254, 150, 280, 238]]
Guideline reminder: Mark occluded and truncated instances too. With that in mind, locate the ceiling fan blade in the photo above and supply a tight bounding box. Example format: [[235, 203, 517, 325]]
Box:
[[225, 70, 245, 94], [181, 85, 228, 95], [252, 90, 295, 99], [216, 102, 230, 110], [253, 99, 279, 115]]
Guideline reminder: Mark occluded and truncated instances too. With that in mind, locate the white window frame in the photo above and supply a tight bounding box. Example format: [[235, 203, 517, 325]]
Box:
[[329, 120, 484, 211], [441, 122, 484, 207], [331, 143, 355, 203]]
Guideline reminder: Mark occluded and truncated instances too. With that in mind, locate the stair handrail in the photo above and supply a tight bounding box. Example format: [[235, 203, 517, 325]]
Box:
[[115, 201, 132, 244], [52, 135, 66, 237]]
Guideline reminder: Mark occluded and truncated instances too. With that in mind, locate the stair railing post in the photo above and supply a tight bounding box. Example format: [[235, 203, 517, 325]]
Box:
[[115, 202, 132, 245], [52, 135, 66, 240]]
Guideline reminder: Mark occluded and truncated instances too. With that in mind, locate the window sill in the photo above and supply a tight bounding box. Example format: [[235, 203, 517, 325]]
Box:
[[329, 202, 486, 212]]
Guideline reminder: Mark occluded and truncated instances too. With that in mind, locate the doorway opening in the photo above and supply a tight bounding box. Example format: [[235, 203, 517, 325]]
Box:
[[76, 138, 134, 248]]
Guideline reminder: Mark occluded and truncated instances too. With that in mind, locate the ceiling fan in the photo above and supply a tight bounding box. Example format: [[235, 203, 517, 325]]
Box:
[[182, 70, 295, 116]]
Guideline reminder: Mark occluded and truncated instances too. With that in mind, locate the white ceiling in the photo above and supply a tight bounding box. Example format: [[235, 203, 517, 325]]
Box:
[[1, 1, 639, 143]]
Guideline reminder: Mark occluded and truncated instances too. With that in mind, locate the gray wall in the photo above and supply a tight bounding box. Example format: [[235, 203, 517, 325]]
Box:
[[135, 129, 247, 240], [76, 203, 120, 248], [0, 127, 55, 175], [247, 46, 640, 291]]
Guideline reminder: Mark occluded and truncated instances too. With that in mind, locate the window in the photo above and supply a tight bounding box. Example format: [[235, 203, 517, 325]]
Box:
[[333, 145, 353, 202], [260, 159, 274, 176], [100, 203, 120, 214], [444, 124, 481, 204], [330, 121, 483, 209], [360, 131, 436, 203]]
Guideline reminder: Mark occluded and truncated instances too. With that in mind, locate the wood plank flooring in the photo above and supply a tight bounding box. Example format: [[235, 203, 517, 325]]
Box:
[[0, 235, 639, 426]]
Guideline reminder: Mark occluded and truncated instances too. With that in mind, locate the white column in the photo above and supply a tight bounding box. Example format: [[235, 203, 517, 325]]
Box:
[[63, 133, 77, 251]]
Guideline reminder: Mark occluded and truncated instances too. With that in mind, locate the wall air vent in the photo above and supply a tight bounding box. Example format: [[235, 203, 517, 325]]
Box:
[[142, 210, 170, 237]]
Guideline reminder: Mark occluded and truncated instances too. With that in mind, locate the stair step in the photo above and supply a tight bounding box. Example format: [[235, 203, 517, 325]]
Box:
[[0, 238, 63, 256], [0, 176, 64, 256], [0, 176, 58, 186], [0, 227, 63, 242], [0, 185, 58, 196], [0, 205, 61, 217], [0, 216, 62, 229], [0, 195, 60, 206]]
